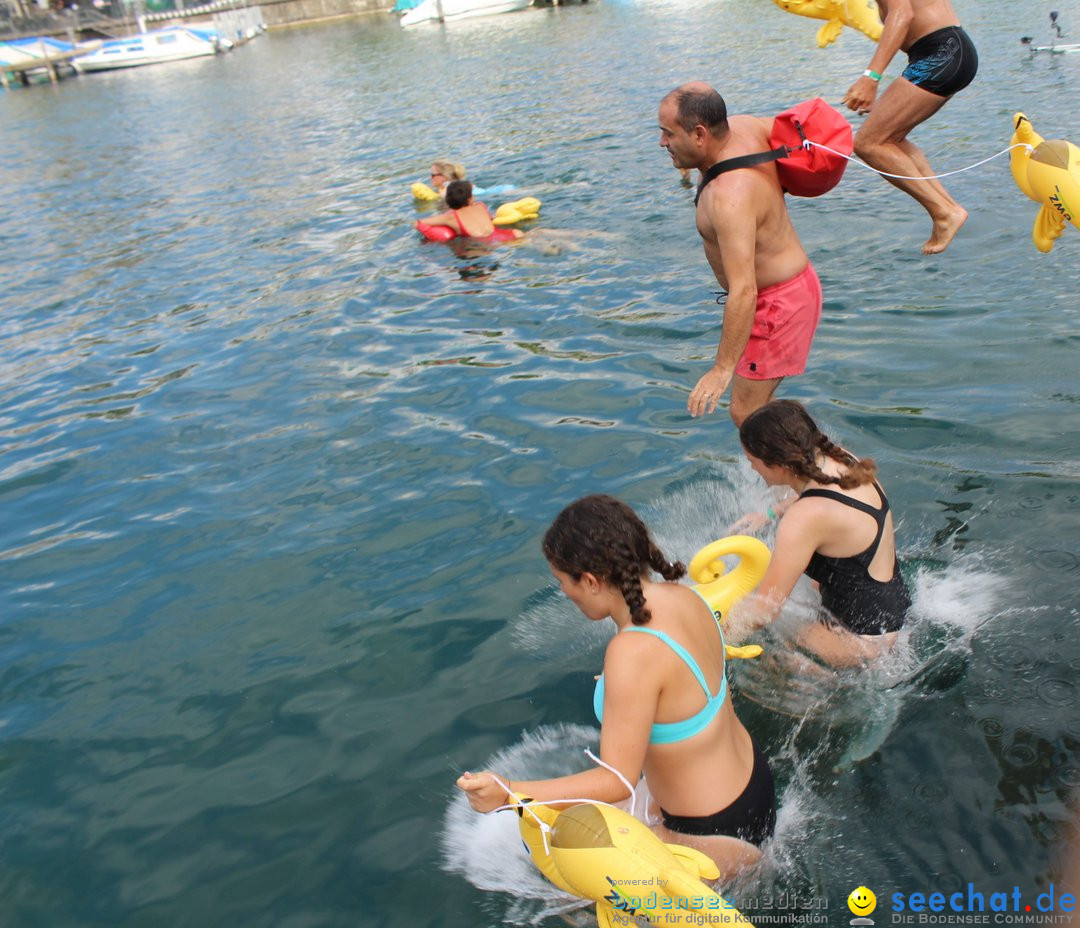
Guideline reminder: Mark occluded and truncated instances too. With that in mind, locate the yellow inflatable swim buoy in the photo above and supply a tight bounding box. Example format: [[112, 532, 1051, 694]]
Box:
[[771, 0, 882, 47], [689, 534, 770, 659], [492, 197, 541, 226], [411, 181, 442, 202], [689, 534, 771, 624], [514, 795, 754, 927], [1010, 112, 1080, 253]]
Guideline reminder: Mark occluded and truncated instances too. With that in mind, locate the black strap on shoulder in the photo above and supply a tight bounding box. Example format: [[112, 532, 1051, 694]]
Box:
[[694, 118, 808, 206], [695, 148, 786, 205], [800, 483, 890, 525]]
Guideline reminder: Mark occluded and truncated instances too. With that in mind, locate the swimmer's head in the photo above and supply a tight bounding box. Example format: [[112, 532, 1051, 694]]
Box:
[[739, 400, 877, 490], [430, 159, 466, 186], [663, 82, 729, 138], [444, 180, 474, 209], [739, 400, 822, 467], [542, 494, 686, 626]]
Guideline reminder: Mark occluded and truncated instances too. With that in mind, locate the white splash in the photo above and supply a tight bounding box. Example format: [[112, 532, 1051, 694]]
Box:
[[440, 724, 599, 924]]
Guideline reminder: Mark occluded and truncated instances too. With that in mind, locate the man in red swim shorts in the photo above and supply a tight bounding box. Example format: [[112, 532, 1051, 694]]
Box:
[[659, 82, 822, 426]]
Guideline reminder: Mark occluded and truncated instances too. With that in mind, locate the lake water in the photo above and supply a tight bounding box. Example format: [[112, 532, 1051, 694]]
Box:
[[2, 1, 1078, 925]]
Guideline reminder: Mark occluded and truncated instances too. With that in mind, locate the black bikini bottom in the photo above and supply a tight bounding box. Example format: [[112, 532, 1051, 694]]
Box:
[[659, 738, 776, 847]]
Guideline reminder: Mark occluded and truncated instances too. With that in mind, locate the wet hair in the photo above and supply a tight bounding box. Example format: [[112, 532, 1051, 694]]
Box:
[[739, 400, 877, 490], [431, 159, 467, 182], [668, 85, 729, 138], [444, 180, 473, 209], [542, 494, 686, 626]]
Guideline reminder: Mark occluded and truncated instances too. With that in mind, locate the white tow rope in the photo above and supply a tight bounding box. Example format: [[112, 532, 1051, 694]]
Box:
[[804, 139, 1034, 182], [483, 754, 637, 858]]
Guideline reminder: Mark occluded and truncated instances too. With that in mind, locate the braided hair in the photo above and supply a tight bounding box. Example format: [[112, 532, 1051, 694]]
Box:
[[542, 494, 685, 626], [739, 400, 877, 490]]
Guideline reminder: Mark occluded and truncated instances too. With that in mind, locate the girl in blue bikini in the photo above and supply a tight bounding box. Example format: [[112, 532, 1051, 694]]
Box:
[[457, 494, 775, 880]]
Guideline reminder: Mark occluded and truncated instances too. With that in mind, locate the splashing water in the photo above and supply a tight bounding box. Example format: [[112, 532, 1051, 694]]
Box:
[[731, 551, 1010, 782], [511, 587, 611, 660], [908, 555, 1009, 633], [441, 724, 600, 925], [449, 469, 1015, 921], [646, 461, 778, 567]]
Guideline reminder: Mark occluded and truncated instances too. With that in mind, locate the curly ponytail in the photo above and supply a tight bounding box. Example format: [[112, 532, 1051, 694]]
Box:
[[739, 400, 878, 489], [542, 494, 686, 625]]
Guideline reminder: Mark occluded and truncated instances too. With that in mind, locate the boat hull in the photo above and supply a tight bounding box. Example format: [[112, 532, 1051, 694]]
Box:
[[74, 28, 217, 72], [399, 0, 530, 27]]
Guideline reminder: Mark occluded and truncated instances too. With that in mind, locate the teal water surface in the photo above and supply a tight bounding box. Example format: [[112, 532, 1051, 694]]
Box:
[[2, 1, 1079, 925]]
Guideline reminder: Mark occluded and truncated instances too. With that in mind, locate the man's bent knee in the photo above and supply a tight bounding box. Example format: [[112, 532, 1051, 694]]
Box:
[[854, 128, 897, 160], [853, 136, 877, 161]]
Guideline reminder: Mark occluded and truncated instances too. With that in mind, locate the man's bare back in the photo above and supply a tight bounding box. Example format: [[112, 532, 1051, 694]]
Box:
[[695, 115, 807, 293], [659, 84, 820, 426]]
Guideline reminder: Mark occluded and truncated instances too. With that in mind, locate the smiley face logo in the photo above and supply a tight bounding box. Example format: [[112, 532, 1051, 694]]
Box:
[[848, 886, 877, 917]]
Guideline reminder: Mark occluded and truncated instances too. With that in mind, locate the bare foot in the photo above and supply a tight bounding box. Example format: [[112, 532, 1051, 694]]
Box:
[[922, 205, 968, 255]]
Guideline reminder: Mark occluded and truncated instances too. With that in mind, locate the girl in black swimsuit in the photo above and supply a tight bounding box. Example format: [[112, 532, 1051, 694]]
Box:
[[729, 400, 911, 665]]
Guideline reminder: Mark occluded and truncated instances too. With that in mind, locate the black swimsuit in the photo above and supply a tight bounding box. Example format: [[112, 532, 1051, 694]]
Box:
[[901, 25, 978, 98], [800, 484, 911, 635], [659, 736, 776, 846]]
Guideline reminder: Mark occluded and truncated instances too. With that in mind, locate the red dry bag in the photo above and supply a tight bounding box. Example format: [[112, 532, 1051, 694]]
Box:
[[771, 97, 853, 197], [696, 98, 853, 203]]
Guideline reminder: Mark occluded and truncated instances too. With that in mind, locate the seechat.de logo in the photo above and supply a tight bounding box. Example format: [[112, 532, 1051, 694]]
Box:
[[849, 886, 878, 925]]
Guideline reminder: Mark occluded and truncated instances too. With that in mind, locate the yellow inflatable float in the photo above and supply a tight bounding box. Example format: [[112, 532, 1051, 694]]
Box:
[[514, 794, 753, 927], [1010, 112, 1080, 253], [492, 196, 541, 226], [689, 534, 770, 660], [411, 181, 442, 202], [489, 536, 766, 922], [771, 0, 882, 47]]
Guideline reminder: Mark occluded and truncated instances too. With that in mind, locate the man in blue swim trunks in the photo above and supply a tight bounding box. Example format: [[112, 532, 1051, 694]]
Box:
[[843, 0, 978, 254]]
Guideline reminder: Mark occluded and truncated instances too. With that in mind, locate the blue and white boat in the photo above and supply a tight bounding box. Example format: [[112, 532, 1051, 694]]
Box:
[[73, 26, 219, 72], [398, 0, 531, 27], [0, 36, 79, 67]]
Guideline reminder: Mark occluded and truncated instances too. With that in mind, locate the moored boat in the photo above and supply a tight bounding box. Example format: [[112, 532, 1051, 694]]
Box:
[[73, 26, 218, 72], [398, 0, 531, 28]]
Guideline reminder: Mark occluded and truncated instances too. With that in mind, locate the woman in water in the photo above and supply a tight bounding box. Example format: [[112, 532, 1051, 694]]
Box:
[[456, 494, 775, 879], [418, 180, 522, 242], [730, 400, 911, 664], [426, 158, 467, 195]]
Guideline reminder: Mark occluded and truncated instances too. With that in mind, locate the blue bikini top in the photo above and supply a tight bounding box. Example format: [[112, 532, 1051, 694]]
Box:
[[592, 593, 727, 745]]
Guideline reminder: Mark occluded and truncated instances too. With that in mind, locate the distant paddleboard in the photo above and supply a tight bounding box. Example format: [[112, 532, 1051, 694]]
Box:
[[1020, 37, 1080, 53]]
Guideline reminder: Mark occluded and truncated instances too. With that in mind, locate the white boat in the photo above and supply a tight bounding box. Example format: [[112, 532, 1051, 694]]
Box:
[[0, 36, 78, 67], [399, 0, 531, 27], [0, 36, 89, 87], [73, 26, 218, 72]]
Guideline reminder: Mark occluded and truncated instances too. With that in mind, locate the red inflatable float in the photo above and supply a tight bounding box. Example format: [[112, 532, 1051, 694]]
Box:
[[415, 220, 520, 243]]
